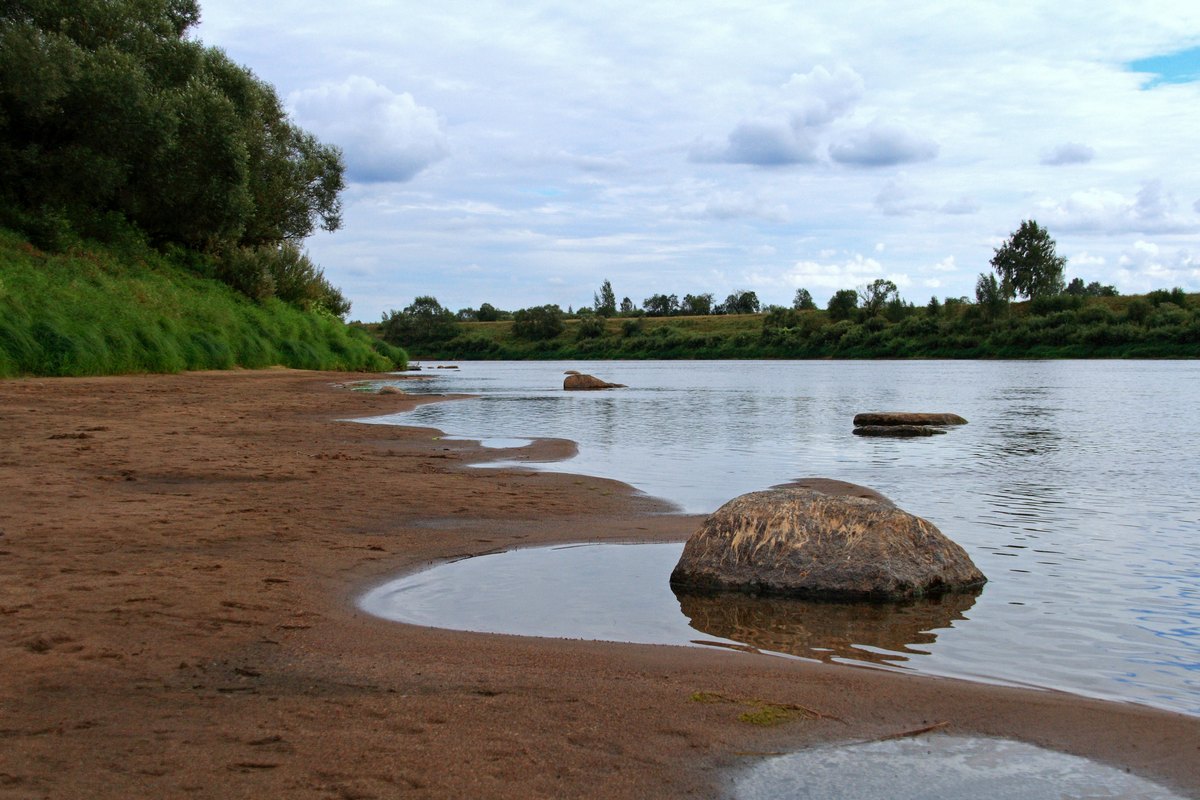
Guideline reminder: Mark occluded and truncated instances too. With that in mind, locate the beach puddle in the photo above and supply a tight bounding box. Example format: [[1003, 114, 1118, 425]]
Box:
[[732, 735, 1187, 799], [359, 542, 977, 665]]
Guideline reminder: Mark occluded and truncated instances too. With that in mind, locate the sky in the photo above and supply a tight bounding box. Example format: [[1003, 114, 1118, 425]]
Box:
[[194, 1, 1200, 321]]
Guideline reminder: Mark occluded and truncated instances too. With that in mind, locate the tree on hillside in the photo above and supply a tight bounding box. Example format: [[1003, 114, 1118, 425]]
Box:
[[642, 293, 679, 316], [512, 304, 564, 340], [593, 279, 617, 316], [1064, 278, 1118, 297], [974, 272, 1007, 321], [380, 296, 459, 346], [858, 279, 899, 317], [719, 290, 760, 315], [681, 293, 714, 315], [827, 289, 858, 321], [792, 288, 817, 310], [990, 220, 1066, 300], [0, 0, 343, 254]]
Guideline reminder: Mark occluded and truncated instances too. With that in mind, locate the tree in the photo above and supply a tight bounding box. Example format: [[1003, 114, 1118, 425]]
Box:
[[720, 290, 760, 315], [476, 302, 501, 322], [990, 220, 1066, 300], [512, 304, 564, 340], [619, 297, 635, 314], [0, 0, 344, 254], [680, 293, 714, 315], [1065, 278, 1118, 297], [974, 272, 1007, 321], [858, 279, 899, 317], [593, 279, 617, 316], [642, 293, 679, 316], [827, 289, 858, 321], [792, 288, 817, 310], [380, 296, 459, 345]]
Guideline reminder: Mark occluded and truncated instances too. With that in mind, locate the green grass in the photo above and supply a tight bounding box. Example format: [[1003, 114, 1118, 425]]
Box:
[[0, 228, 406, 377]]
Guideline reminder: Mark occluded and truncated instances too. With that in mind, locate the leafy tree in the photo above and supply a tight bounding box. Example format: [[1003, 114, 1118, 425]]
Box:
[[642, 293, 680, 316], [974, 272, 1007, 321], [681, 292, 714, 315], [926, 296, 941, 317], [720, 290, 760, 315], [380, 296, 459, 346], [593, 279, 617, 316], [619, 297, 635, 314], [990, 220, 1066, 299], [1064, 278, 1118, 297], [826, 289, 858, 321], [476, 302, 501, 322], [0, 0, 344, 255], [512, 304, 564, 340], [792, 288, 817, 310], [858, 279, 899, 317], [575, 315, 605, 340]]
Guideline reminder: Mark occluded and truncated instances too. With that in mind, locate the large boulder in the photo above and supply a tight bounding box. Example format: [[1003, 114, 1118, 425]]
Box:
[[670, 487, 985, 601], [853, 412, 967, 426], [563, 373, 626, 390]]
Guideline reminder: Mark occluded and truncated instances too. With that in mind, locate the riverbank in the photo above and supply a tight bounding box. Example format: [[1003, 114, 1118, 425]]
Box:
[[2, 369, 1197, 798]]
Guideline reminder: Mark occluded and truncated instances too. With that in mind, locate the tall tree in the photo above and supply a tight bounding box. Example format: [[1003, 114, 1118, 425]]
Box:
[[827, 289, 858, 321], [593, 279, 617, 316], [990, 220, 1066, 300], [0, 0, 343, 252], [858, 279, 898, 317], [792, 288, 816, 310]]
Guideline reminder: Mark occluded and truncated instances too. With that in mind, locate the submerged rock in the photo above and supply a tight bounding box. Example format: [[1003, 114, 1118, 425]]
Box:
[[853, 424, 945, 437], [563, 373, 626, 390], [670, 487, 986, 601], [853, 412, 967, 426]]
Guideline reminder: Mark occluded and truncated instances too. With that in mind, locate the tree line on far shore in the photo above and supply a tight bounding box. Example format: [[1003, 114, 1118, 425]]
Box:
[[374, 220, 1198, 359]]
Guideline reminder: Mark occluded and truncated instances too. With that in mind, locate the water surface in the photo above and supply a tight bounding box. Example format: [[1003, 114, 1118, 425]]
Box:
[[361, 360, 1200, 715]]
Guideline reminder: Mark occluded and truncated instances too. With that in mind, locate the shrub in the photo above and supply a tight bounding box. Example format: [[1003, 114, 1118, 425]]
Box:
[[512, 304, 564, 340]]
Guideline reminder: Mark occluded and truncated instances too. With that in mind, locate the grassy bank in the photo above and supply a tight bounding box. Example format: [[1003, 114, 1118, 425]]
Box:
[[0, 229, 405, 377], [386, 293, 1200, 360]]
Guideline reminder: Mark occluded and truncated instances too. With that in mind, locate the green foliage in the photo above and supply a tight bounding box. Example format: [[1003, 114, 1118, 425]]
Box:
[[512, 304, 564, 340], [719, 289, 760, 315], [0, 0, 344, 255], [974, 272, 1007, 321], [0, 228, 402, 377], [827, 289, 858, 321], [576, 314, 605, 340], [991, 220, 1066, 299], [642, 293, 679, 316], [792, 288, 816, 310], [858, 279, 898, 317], [593, 279, 617, 317], [1065, 277, 1118, 297], [681, 292, 714, 316], [379, 296, 460, 349], [1147, 287, 1189, 307]]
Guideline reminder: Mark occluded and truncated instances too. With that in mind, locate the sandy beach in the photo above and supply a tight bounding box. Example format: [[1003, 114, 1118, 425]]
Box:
[[1, 369, 1198, 799]]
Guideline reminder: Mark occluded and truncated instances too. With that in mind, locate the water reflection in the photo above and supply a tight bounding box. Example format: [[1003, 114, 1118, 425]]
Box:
[[675, 589, 980, 665]]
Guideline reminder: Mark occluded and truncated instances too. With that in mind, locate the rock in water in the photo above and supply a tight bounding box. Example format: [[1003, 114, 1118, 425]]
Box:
[[563, 373, 626, 390], [853, 425, 945, 437], [852, 412, 967, 426], [670, 487, 986, 601]]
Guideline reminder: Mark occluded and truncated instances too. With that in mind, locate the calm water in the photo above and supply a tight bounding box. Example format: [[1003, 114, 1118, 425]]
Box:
[[359, 360, 1200, 715]]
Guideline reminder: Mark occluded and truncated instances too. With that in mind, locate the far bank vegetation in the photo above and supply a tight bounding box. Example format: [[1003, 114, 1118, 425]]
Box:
[[374, 223, 1199, 360]]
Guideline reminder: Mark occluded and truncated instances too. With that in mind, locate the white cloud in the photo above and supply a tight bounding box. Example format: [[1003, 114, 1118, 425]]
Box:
[[289, 76, 448, 183], [829, 121, 938, 167], [1040, 180, 1200, 234], [1114, 240, 1200, 291], [690, 64, 862, 166], [1040, 142, 1096, 165], [768, 253, 902, 295]]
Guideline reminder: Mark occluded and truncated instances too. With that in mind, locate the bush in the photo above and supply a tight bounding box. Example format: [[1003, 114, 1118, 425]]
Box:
[[575, 315, 605, 340], [512, 304, 564, 341]]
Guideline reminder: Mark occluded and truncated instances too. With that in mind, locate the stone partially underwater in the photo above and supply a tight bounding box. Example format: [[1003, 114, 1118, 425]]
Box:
[[852, 412, 967, 438], [670, 486, 986, 601]]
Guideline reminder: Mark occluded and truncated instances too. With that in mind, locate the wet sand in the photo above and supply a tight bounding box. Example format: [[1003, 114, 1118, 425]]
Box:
[[1, 369, 1197, 799]]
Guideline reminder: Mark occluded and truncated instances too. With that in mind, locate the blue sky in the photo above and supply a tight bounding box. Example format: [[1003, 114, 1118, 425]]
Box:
[[195, 1, 1200, 321]]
